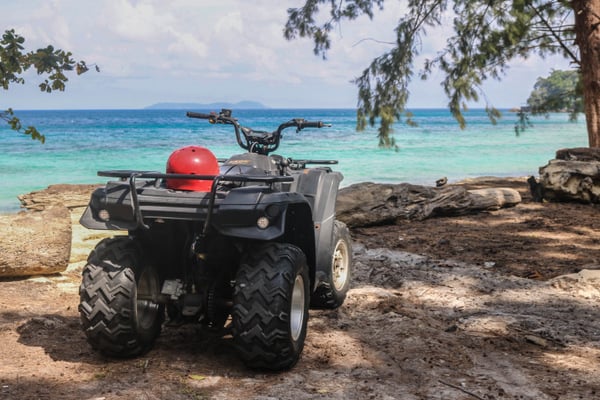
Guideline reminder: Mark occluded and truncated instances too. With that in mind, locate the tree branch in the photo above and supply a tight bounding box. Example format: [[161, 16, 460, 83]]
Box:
[[438, 379, 486, 400], [531, 4, 579, 65], [352, 37, 395, 47]]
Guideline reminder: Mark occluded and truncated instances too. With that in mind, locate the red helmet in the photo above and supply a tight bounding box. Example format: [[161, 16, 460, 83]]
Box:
[[166, 146, 219, 191]]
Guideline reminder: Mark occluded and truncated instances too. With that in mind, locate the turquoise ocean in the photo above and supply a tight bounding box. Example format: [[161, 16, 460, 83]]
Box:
[[0, 108, 588, 213]]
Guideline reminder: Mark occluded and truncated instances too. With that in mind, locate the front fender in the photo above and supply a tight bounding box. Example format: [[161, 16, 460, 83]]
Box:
[[78, 187, 137, 231], [212, 187, 309, 240]]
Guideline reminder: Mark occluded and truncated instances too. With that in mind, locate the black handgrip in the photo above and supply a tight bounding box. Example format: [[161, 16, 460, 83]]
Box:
[[186, 111, 213, 119], [302, 121, 330, 128]]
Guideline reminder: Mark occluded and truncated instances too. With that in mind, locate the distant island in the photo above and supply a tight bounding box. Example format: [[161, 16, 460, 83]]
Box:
[[144, 101, 268, 110]]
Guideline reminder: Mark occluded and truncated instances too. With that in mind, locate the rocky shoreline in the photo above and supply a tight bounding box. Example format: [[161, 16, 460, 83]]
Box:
[[1, 178, 524, 278], [4, 146, 600, 278]]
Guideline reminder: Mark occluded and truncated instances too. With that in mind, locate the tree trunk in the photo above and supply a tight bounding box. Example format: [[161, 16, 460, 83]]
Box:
[[573, 0, 600, 148], [336, 182, 521, 228]]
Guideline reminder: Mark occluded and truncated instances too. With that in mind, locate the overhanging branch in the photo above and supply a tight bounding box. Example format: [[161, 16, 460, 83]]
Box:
[[531, 4, 579, 65]]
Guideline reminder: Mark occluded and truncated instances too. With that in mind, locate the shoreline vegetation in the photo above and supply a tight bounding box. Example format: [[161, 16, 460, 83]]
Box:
[[0, 175, 527, 280], [0, 169, 589, 278]]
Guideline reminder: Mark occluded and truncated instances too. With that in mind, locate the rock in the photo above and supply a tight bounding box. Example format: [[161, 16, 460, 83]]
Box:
[[18, 184, 99, 211], [336, 182, 521, 227], [552, 268, 600, 283], [550, 269, 600, 300], [0, 207, 72, 277], [537, 158, 600, 203], [555, 147, 600, 162]]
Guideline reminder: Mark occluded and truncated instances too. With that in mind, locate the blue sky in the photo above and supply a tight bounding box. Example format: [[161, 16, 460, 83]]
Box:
[[2, 0, 572, 110]]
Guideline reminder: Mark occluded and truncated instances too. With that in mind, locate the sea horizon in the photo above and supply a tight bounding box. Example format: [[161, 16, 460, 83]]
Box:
[[0, 108, 588, 213], [8, 106, 519, 111]]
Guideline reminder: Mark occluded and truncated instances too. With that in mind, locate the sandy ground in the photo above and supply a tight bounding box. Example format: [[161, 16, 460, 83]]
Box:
[[1, 178, 600, 400]]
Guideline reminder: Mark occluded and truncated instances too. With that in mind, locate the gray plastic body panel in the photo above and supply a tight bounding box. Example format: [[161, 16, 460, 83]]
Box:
[[289, 168, 343, 274], [221, 153, 279, 175]]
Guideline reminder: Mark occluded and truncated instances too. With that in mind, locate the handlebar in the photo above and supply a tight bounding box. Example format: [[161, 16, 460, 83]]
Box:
[[186, 109, 331, 155]]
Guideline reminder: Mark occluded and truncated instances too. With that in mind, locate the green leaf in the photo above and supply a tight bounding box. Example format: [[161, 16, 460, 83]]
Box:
[[1, 29, 98, 143]]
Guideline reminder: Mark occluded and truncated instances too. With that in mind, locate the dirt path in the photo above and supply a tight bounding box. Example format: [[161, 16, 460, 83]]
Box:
[[2, 179, 600, 399]]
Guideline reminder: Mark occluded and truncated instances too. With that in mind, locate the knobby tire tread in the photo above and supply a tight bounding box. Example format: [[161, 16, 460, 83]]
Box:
[[79, 237, 162, 358], [311, 220, 353, 309], [232, 242, 308, 370]]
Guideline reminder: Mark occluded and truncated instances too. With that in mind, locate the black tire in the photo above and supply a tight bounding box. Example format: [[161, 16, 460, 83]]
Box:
[[311, 220, 353, 309], [232, 242, 309, 370], [79, 236, 164, 358]]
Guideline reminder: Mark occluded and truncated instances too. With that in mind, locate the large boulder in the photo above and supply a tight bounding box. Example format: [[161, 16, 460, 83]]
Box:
[[18, 183, 99, 210], [1, 184, 98, 278], [0, 207, 72, 277], [336, 182, 521, 228], [535, 148, 600, 203]]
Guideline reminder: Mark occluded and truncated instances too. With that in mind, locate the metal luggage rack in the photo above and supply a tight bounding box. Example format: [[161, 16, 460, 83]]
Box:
[[97, 170, 294, 232]]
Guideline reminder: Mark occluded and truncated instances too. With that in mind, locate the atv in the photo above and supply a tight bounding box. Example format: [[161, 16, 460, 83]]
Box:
[[78, 109, 352, 370]]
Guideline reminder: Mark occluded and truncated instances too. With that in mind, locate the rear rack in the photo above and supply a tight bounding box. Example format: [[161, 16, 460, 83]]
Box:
[[97, 170, 294, 233]]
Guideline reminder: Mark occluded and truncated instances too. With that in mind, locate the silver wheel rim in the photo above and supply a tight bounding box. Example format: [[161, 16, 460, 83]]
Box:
[[332, 239, 349, 291], [290, 274, 305, 342], [137, 269, 160, 330]]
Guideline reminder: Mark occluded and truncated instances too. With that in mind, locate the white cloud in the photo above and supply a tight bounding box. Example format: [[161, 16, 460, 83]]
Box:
[[166, 31, 208, 58], [0, 0, 578, 109], [106, 0, 175, 41], [215, 11, 243, 35]]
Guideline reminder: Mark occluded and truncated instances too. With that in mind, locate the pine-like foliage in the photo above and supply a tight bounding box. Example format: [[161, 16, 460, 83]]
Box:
[[285, 0, 579, 147]]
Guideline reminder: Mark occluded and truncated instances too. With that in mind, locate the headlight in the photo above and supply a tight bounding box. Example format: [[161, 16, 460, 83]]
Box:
[[98, 209, 110, 221], [256, 216, 270, 229]]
